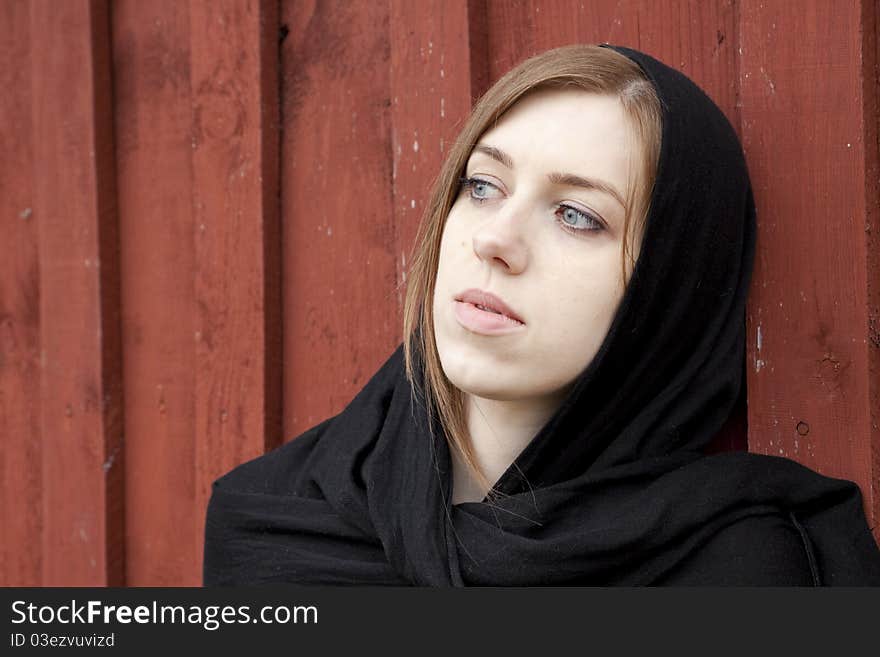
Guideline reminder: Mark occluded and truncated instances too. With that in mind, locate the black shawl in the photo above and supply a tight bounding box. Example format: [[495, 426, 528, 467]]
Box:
[[203, 45, 880, 586]]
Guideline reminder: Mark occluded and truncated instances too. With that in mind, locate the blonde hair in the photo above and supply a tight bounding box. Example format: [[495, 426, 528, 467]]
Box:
[[402, 44, 663, 494]]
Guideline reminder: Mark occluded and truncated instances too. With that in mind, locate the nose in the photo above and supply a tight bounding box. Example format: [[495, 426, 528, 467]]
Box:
[[472, 204, 529, 274]]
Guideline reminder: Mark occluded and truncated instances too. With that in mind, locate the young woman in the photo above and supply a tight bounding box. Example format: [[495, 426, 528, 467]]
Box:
[[203, 44, 880, 586]]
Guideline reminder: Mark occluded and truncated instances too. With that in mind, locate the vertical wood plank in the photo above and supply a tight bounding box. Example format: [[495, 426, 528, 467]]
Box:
[[113, 0, 198, 585], [869, 0, 880, 543], [389, 0, 475, 309], [114, 0, 279, 585], [30, 0, 124, 585], [190, 0, 281, 583], [280, 0, 398, 438], [739, 0, 878, 536], [0, 0, 42, 586]]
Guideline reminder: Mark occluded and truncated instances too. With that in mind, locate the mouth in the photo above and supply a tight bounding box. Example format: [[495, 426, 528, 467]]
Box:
[[453, 288, 525, 335]]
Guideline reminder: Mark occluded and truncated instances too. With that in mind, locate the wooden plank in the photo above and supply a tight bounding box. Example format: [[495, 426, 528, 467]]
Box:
[[192, 0, 283, 574], [0, 0, 42, 586], [739, 0, 878, 536], [115, 0, 279, 586], [30, 0, 124, 585], [190, 0, 281, 584], [389, 0, 475, 311], [112, 0, 197, 586], [280, 0, 398, 438], [870, 0, 880, 544]]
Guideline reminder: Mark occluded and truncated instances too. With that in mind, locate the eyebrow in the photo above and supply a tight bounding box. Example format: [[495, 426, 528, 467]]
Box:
[[471, 143, 627, 210]]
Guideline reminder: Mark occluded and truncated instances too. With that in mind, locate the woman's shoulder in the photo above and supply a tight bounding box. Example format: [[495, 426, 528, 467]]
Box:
[[212, 344, 406, 498], [211, 416, 334, 497], [656, 512, 818, 586]]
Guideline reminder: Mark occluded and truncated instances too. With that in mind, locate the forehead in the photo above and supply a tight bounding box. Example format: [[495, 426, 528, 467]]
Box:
[[472, 89, 639, 190]]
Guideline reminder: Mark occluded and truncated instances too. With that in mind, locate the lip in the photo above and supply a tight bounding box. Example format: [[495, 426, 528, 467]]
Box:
[[453, 288, 526, 335]]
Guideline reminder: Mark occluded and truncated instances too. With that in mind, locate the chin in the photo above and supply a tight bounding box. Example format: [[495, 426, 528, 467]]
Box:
[[436, 348, 515, 398]]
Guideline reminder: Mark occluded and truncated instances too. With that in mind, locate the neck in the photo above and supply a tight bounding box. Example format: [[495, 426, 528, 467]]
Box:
[[450, 390, 568, 504]]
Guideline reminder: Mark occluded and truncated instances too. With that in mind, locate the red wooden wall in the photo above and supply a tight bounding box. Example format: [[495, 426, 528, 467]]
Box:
[[2, 0, 877, 586]]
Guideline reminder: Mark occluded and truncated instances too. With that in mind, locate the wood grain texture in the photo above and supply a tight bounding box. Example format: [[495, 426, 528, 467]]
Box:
[[870, 0, 880, 542], [30, 0, 124, 585], [113, 0, 198, 586], [189, 0, 280, 584], [739, 0, 878, 536], [0, 0, 42, 586], [114, 0, 279, 586], [280, 0, 399, 438]]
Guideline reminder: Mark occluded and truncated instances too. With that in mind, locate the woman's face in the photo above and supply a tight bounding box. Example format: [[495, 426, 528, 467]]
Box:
[[432, 88, 645, 405]]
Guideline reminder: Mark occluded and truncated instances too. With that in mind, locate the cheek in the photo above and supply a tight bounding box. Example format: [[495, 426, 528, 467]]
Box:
[[441, 207, 469, 245], [435, 213, 470, 276], [540, 253, 627, 346], [433, 225, 463, 313]]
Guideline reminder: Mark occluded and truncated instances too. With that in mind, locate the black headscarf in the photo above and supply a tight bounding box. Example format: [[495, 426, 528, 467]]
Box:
[[203, 45, 880, 586]]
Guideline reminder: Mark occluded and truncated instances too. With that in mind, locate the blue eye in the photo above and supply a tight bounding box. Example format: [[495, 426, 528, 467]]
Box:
[[556, 205, 604, 233], [458, 177, 606, 235], [459, 177, 502, 203]]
